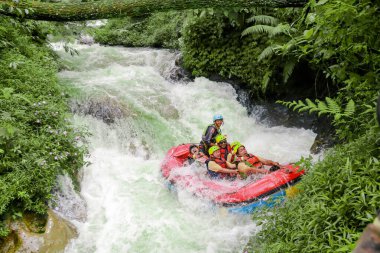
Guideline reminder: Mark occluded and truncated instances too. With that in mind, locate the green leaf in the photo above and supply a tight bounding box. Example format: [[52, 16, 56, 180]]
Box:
[[315, 0, 329, 6], [293, 100, 306, 111], [261, 71, 272, 92], [283, 59, 297, 83], [242, 25, 274, 37], [2, 88, 14, 99], [326, 97, 341, 114], [258, 45, 279, 61], [305, 98, 317, 108], [344, 99, 355, 116], [303, 28, 314, 40], [317, 101, 328, 112]]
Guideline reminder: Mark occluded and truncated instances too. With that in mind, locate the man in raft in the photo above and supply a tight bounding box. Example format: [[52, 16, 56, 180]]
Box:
[[207, 146, 238, 179], [215, 134, 231, 160], [200, 114, 224, 155], [232, 143, 281, 173]]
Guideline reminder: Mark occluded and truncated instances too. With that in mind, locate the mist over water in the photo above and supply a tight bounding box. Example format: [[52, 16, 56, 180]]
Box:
[[53, 43, 316, 253]]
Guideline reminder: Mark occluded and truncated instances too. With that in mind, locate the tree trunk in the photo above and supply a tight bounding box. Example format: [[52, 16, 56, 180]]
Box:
[[0, 0, 307, 21]]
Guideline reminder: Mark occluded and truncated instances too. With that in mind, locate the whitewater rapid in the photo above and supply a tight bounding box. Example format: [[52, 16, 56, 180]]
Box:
[[52, 43, 316, 253]]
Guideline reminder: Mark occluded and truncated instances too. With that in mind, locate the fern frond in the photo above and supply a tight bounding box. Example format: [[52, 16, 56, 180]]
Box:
[[269, 24, 291, 37], [309, 108, 319, 113], [258, 45, 279, 61], [277, 97, 348, 121], [293, 100, 306, 111], [305, 98, 317, 108], [326, 97, 341, 114], [298, 106, 311, 113], [276, 100, 297, 110], [317, 100, 328, 112], [261, 71, 272, 92], [344, 99, 355, 116], [283, 60, 297, 83], [246, 15, 279, 26], [242, 25, 274, 37]]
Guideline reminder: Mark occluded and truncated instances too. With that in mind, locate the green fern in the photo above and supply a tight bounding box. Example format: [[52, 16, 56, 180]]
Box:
[[258, 45, 280, 61], [241, 25, 274, 37], [344, 99, 355, 116], [242, 23, 292, 38], [283, 59, 296, 83], [277, 98, 356, 120], [246, 15, 279, 26], [261, 71, 272, 92], [271, 24, 294, 37]]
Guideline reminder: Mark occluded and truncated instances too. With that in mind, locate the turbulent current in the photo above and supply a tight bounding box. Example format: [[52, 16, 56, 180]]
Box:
[[52, 43, 316, 253]]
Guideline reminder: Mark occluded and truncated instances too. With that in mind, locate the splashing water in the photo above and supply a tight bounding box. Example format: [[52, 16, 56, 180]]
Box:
[[52, 43, 316, 253]]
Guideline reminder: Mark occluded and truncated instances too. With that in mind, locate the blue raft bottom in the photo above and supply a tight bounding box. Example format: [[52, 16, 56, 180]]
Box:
[[226, 190, 286, 214]]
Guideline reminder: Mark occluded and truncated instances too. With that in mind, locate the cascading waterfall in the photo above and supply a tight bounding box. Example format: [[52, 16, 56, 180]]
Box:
[[52, 43, 316, 253]]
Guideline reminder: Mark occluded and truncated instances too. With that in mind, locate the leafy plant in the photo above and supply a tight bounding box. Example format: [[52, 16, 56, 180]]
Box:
[[93, 11, 185, 48], [0, 16, 88, 237], [278, 97, 355, 120]]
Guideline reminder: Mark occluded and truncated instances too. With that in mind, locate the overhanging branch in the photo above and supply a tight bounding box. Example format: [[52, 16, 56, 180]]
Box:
[[0, 0, 307, 21]]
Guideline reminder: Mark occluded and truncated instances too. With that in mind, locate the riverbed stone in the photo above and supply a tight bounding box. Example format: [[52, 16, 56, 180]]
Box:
[[0, 210, 77, 253]]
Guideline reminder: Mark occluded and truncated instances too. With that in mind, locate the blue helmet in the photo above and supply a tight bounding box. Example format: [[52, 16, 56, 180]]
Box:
[[213, 114, 223, 121]]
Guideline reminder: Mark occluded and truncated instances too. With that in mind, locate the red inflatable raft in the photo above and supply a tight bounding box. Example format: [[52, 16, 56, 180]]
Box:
[[161, 144, 305, 214]]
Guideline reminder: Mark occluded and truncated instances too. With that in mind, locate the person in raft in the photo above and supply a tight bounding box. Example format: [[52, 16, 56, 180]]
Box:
[[200, 114, 224, 155], [207, 145, 275, 180], [227, 141, 241, 164], [206, 146, 238, 179], [186, 144, 208, 166], [215, 134, 232, 160], [232, 143, 280, 173]]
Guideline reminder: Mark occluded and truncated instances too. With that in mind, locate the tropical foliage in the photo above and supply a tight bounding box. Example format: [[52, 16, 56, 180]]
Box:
[[245, 0, 380, 251], [180, 8, 318, 97], [93, 12, 185, 48], [0, 16, 87, 236]]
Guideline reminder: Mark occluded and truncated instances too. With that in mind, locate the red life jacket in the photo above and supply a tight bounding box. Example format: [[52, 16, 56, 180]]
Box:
[[244, 153, 263, 168], [210, 156, 227, 168], [235, 153, 262, 167], [219, 144, 231, 160], [207, 156, 236, 180]]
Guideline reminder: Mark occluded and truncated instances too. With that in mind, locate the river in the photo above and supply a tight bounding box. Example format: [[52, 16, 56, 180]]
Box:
[[52, 43, 316, 253]]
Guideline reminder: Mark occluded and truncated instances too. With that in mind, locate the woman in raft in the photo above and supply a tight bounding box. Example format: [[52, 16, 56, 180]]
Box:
[[186, 144, 208, 166]]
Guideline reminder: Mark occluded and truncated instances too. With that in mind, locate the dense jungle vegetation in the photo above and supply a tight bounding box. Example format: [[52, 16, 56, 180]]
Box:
[[0, 16, 87, 237], [0, 0, 379, 252]]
